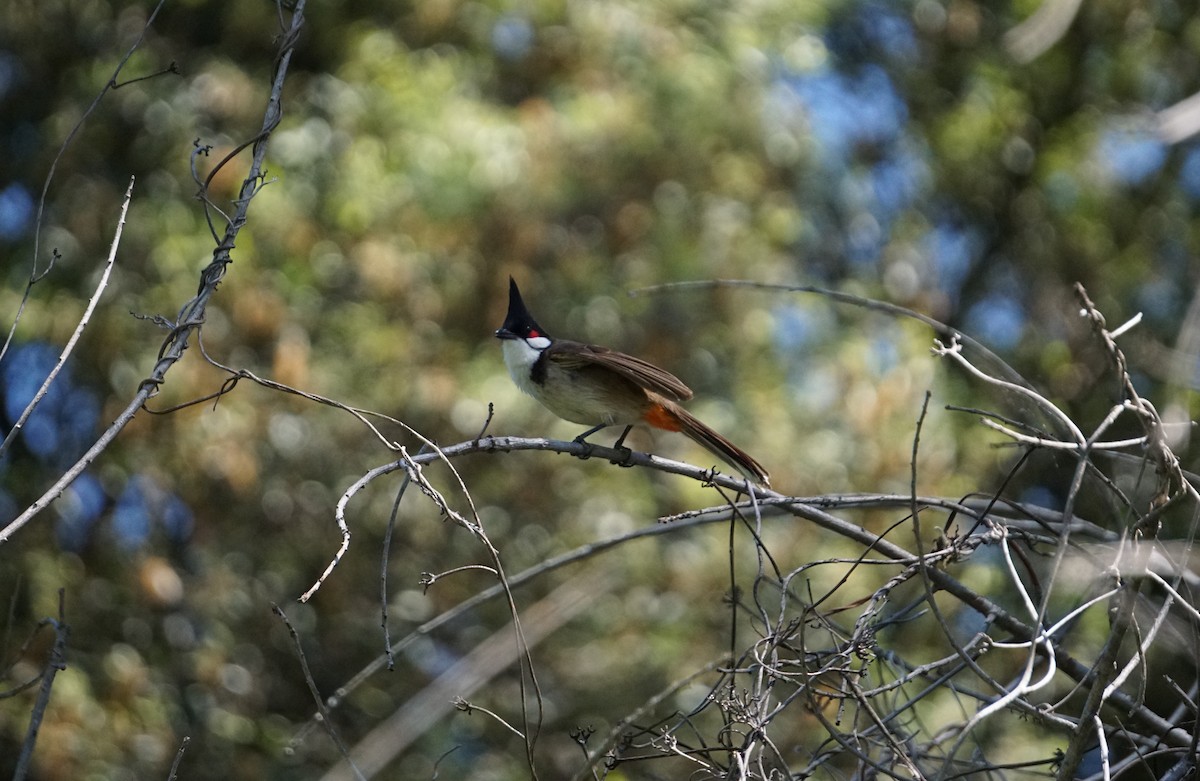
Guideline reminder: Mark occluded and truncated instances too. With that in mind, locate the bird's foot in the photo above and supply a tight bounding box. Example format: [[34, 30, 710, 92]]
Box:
[[609, 445, 635, 468], [572, 435, 596, 460], [609, 425, 634, 466]]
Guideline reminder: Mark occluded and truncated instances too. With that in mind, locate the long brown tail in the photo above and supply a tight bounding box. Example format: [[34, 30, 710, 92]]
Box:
[[646, 402, 770, 487]]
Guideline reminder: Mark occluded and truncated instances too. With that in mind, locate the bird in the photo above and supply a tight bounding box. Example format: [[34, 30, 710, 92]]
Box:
[[494, 278, 770, 486]]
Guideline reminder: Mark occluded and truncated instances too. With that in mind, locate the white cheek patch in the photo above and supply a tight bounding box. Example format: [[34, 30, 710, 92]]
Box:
[[526, 336, 551, 350], [502, 338, 542, 397]]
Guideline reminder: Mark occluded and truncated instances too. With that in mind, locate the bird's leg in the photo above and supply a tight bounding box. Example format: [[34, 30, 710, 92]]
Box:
[[610, 425, 635, 467], [573, 424, 607, 460]]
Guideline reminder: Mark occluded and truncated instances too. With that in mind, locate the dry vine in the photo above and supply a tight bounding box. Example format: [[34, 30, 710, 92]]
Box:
[[2, 1, 308, 774], [3, 1, 1197, 777], [294, 285, 1198, 780]]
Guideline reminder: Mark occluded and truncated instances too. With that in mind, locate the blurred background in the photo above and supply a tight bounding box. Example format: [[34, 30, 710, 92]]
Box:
[[1, 0, 1198, 778]]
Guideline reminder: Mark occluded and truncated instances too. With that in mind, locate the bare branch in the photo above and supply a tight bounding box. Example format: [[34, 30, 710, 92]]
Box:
[[1003, 0, 1084, 63], [2, 0, 169, 364], [0, 177, 132, 462], [0, 0, 308, 544], [12, 592, 68, 781], [273, 604, 367, 781]]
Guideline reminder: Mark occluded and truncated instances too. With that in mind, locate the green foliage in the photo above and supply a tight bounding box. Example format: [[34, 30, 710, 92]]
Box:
[[2, 0, 1198, 779]]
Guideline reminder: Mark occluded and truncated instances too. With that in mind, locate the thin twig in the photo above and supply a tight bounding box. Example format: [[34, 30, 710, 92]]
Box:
[[1, 0, 168, 365], [0, 176, 132, 461], [0, 0, 308, 545], [380, 443, 428, 670], [272, 604, 366, 781], [164, 737, 190, 781], [12, 591, 68, 781]]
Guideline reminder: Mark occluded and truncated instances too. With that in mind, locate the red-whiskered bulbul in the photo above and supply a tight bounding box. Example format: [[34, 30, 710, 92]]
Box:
[[495, 278, 770, 486]]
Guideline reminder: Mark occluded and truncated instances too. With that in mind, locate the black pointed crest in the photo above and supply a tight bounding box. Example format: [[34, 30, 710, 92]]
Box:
[[497, 277, 550, 339]]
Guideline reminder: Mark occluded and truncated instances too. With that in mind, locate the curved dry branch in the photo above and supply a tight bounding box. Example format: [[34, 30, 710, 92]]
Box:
[[244, 273, 1199, 778], [1003, 0, 1084, 63], [1, 0, 170, 366], [290, 423, 1196, 776], [0, 0, 308, 545], [0, 178, 130, 462]]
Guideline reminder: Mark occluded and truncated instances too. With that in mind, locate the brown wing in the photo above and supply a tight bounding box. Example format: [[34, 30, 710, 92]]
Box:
[[546, 340, 694, 401]]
